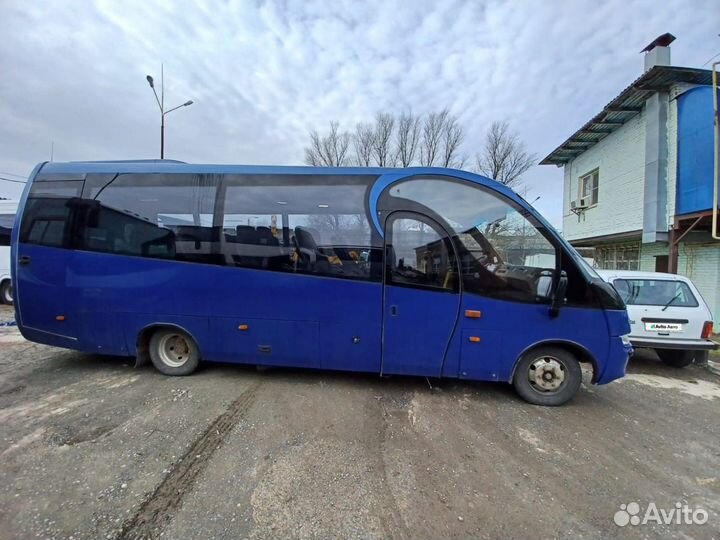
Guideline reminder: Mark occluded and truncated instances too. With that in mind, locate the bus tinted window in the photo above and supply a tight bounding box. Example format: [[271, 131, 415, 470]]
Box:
[[20, 180, 84, 248], [221, 175, 380, 280], [0, 214, 14, 246], [81, 173, 219, 263], [383, 177, 557, 303]]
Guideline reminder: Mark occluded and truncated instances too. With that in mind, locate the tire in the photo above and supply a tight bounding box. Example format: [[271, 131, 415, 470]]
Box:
[[656, 349, 693, 368], [694, 350, 709, 366], [0, 280, 12, 305], [149, 327, 200, 376], [513, 346, 582, 406]]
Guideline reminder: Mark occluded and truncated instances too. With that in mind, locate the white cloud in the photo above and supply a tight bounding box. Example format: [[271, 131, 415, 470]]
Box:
[[1, 0, 718, 226]]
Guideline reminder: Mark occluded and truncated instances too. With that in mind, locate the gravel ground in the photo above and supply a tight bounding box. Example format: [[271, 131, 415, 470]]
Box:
[[0, 304, 718, 540]]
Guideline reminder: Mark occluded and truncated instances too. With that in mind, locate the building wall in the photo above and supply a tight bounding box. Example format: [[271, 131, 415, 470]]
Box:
[[639, 242, 667, 272], [562, 114, 646, 242], [677, 242, 720, 323], [675, 86, 717, 215], [666, 96, 677, 219]]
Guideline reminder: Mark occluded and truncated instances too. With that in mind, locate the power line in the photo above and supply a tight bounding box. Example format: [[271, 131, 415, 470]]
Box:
[[0, 176, 27, 184], [0, 171, 26, 179]]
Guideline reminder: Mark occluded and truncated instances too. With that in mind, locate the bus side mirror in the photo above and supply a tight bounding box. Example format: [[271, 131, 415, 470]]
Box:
[[549, 271, 568, 318]]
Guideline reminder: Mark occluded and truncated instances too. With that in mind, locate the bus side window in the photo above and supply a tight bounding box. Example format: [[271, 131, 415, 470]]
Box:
[[81, 173, 215, 263], [20, 198, 73, 248], [19, 179, 85, 249], [220, 174, 381, 281]]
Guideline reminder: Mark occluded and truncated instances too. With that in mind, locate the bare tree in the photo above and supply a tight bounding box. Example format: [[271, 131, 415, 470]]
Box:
[[353, 122, 374, 167], [475, 121, 536, 187], [304, 121, 351, 167], [440, 113, 464, 168], [371, 112, 395, 166], [395, 111, 420, 167], [419, 110, 448, 166]]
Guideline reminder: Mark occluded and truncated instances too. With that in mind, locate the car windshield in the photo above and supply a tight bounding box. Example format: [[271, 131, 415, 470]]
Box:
[[612, 278, 699, 307]]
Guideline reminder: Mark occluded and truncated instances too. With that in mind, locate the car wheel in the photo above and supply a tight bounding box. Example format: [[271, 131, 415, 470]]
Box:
[[149, 328, 200, 376], [694, 350, 709, 366], [513, 346, 582, 406], [656, 349, 693, 368], [0, 280, 12, 305]]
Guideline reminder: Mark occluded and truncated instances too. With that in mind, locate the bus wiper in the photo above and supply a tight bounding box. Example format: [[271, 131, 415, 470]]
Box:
[[661, 292, 681, 311]]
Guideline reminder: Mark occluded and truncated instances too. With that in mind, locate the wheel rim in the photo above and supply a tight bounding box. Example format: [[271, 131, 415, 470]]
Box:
[[158, 333, 191, 368], [528, 355, 567, 394]]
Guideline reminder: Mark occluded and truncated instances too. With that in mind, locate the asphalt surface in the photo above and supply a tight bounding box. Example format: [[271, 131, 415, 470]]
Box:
[[0, 304, 718, 540]]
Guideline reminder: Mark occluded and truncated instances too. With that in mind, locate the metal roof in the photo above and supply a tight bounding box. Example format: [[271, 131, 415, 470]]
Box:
[[540, 65, 713, 167]]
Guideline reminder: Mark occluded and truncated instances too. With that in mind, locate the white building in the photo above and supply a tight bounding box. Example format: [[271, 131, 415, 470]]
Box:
[[541, 34, 720, 321]]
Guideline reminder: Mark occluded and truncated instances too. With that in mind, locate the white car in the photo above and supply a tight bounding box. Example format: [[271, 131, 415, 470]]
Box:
[[598, 270, 718, 367]]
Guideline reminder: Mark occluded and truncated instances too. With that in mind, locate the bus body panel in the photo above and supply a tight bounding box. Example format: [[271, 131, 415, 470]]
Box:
[[64, 249, 383, 371], [15, 244, 77, 340], [455, 293, 613, 382]]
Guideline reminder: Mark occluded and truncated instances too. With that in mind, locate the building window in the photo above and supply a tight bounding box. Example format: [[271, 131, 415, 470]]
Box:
[[595, 243, 640, 270], [578, 169, 599, 207]]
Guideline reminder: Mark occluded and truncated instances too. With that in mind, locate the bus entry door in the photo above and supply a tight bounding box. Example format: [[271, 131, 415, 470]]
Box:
[[381, 212, 460, 377]]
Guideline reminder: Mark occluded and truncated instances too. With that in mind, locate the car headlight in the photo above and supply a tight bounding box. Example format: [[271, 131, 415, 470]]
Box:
[[621, 334, 632, 347]]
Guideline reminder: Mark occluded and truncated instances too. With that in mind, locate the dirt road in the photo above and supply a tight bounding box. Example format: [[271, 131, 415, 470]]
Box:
[[1, 305, 718, 539]]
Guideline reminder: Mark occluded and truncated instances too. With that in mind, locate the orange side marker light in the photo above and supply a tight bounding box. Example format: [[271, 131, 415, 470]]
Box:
[[238, 324, 249, 331], [55, 315, 66, 322], [468, 336, 481, 343], [465, 310, 482, 318]]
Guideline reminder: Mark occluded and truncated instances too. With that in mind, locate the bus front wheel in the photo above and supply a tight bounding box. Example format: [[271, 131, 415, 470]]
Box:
[[149, 328, 200, 376], [513, 346, 582, 406]]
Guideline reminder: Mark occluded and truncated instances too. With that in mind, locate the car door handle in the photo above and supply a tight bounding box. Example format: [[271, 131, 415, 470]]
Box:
[[19, 255, 31, 266]]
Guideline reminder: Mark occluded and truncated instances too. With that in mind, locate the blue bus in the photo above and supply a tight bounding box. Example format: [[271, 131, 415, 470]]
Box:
[[12, 161, 631, 405]]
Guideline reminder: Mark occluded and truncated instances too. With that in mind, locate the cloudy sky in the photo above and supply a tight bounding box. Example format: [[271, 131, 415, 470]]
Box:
[[1, 0, 718, 226]]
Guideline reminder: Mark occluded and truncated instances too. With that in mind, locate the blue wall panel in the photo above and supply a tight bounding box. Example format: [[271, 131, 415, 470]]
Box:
[[676, 86, 717, 215]]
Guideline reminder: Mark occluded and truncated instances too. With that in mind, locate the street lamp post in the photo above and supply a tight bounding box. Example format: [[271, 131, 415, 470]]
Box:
[[146, 68, 193, 159]]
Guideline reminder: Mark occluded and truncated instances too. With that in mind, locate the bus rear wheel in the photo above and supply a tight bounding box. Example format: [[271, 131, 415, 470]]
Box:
[[513, 346, 582, 406], [0, 280, 12, 305], [149, 328, 200, 376]]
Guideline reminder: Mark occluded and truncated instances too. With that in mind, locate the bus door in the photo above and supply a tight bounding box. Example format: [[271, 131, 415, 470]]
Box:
[[381, 212, 460, 377]]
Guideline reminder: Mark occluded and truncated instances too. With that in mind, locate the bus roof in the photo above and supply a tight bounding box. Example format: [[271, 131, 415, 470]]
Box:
[[35, 160, 486, 180]]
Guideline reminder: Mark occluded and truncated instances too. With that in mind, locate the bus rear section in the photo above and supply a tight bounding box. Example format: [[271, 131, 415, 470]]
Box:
[[13, 161, 631, 405], [0, 199, 18, 305]]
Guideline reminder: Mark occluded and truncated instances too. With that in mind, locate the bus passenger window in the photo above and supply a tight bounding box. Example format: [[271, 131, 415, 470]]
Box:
[[80, 173, 216, 263]]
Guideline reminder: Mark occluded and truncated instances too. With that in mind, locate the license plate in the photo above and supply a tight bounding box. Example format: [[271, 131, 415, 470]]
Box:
[[645, 322, 682, 332]]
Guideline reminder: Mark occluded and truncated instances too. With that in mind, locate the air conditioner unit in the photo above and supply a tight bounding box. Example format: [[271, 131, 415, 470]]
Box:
[[577, 197, 589, 208], [570, 200, 577, 210]]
